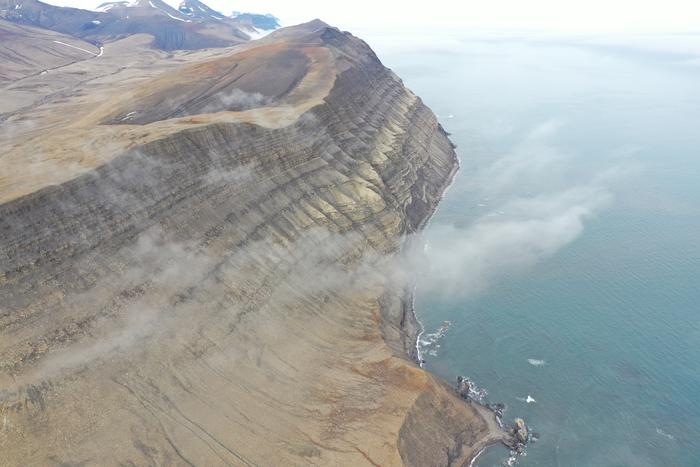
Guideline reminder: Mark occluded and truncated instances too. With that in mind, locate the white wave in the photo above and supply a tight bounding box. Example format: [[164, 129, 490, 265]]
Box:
[[418, 320, 451, 359], [528, 358, 546, 366], [516, 395, 536, 404], [468, 447, 487, 467], [656, 428, 675, 441]]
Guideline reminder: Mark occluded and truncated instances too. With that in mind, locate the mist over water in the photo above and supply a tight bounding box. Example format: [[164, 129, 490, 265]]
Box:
[[363, 31, 700, 466]]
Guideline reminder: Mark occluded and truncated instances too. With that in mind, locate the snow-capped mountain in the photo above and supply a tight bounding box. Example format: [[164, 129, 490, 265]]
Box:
[[232, 11, 280, 31], [95, 0, 191, 22], [176, 0, 225, 21], [0, 0, 279, 49]]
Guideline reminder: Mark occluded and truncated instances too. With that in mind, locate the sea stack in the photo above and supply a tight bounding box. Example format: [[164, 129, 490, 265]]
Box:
[[503, 417, 531, 455]]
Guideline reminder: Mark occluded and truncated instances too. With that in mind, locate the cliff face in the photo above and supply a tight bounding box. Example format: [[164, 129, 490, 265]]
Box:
[[0, 21, 502, 466]]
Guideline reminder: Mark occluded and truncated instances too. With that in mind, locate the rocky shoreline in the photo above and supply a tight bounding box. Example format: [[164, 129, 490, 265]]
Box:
[[456, 376, 534, 464], [401, 123, 460, 366], [396, 140, 525, 465], [398, 138, 533, 465]]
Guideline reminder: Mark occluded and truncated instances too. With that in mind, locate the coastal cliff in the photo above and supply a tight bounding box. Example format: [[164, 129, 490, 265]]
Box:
[[0, 20, 503, 465]]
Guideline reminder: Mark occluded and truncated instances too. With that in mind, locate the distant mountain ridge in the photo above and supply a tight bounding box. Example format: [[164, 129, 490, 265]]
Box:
[[177, 0, 225, 21], [0, 0, 279, 49], [232, 11, 280, 30], [94, 0, 191, 22]]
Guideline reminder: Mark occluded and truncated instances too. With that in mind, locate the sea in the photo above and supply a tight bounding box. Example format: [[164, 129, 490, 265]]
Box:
[[362, 30, 700, 466]]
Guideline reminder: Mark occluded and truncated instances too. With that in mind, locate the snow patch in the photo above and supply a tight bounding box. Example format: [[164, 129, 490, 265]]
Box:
[[95, 3, 115, 12], [246, 26, 274, 40], [166, 11, 190, 21], [95, 0, 138, 12], [159, 0, 181, 10], [52, 40, 98, 56]]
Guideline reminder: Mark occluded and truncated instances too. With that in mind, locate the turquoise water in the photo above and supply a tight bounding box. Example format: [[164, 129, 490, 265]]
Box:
[[365, 33, 700, 466]]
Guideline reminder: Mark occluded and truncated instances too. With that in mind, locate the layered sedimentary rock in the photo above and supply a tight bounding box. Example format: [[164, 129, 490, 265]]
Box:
[[0, 20, 503, 465]]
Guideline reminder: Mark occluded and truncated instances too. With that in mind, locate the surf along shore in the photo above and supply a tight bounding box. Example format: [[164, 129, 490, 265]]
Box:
[[396, 127, 518, 465]]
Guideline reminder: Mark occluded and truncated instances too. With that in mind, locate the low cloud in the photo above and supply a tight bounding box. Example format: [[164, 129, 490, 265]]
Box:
[[401, 120, 636, 300], [7, 119, 636, 386], [408, 184, 611, 299], [201, 88, 270, 113]]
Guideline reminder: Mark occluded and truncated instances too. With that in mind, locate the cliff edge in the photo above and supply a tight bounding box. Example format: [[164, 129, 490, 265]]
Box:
[[0, 20, 504, 466]]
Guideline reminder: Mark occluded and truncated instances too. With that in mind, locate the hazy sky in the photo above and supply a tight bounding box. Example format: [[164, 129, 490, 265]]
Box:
[[46, 0, 700, 34]]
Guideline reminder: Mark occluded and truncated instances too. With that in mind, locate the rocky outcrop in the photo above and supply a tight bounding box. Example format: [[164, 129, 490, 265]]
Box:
[[503, 418, 531, 455], [0, 20, 503, 465], [232, 12, 280, 31]]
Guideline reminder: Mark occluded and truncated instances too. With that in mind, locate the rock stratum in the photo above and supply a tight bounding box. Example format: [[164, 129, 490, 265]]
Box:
[[0, 19, 504, 466]]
